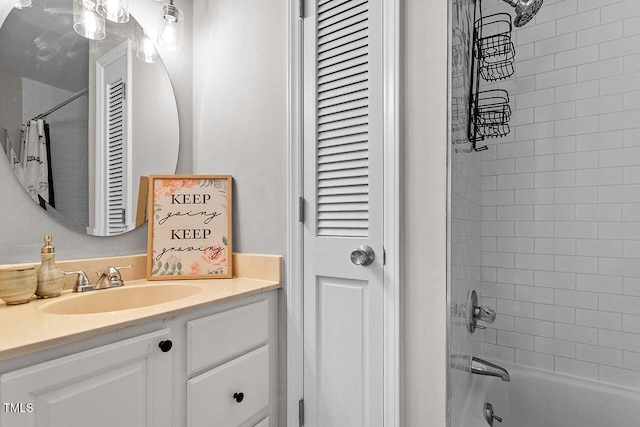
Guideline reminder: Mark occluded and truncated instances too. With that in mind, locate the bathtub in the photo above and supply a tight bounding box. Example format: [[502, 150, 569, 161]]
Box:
[[461, 360, 640, 427]]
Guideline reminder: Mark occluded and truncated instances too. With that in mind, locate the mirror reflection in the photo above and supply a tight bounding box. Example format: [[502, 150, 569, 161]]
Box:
[[0, 0, 179, 236]]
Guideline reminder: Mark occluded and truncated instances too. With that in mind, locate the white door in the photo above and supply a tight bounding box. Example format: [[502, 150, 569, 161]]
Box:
[[302, 0, 385, 426]]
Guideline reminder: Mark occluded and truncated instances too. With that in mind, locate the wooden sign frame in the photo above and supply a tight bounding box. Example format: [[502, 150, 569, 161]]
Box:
[[147, 175, 232, 279]]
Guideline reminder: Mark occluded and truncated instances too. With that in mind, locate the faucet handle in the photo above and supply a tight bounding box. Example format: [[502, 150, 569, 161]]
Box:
[[98, 264, 133, 288], [64, 270, 95, 292], [108, 264, 133, 276], [484, 403, 503, 426]]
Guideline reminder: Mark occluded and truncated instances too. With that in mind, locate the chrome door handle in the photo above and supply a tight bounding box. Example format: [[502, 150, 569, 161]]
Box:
[[350, 245, 375, 266]]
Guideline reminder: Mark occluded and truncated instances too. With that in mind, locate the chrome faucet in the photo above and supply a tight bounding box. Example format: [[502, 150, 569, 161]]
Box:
[[96, 265, 132, 289], [471, 357, 510, 382]]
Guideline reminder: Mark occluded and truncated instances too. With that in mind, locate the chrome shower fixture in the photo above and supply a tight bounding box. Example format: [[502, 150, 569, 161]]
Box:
[[501, 0, 544, 27]]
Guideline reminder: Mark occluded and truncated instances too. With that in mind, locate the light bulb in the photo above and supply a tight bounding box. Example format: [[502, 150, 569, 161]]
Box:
[[97, 0, 129, 24], [135, 24, 158, 63], [157, 2, 183, 51], [137, 36, 158, 63], [73, 0, 106, 40]]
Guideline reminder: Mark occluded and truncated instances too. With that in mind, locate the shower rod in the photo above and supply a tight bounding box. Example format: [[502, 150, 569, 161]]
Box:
[[32, 87, 89, 121]]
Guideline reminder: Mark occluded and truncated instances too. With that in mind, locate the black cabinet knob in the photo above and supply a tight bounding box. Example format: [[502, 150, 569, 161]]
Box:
[[158, 340, 173, 352], [233, 392, 244, 403]]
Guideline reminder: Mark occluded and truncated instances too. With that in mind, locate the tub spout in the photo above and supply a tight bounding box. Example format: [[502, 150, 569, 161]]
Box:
[[471, 357, 510, 382]]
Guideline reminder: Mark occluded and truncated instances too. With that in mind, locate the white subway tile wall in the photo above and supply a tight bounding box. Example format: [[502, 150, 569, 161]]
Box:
[[479, 0, 640, 389]]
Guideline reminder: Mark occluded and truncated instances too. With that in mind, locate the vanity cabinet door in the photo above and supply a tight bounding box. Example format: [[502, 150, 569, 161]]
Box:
[[0, 329, 173, 427], [187, 345, 269, 427]]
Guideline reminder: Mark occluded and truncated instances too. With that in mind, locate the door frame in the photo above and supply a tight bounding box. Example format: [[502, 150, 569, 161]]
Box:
[[286, 1, 403, 425]]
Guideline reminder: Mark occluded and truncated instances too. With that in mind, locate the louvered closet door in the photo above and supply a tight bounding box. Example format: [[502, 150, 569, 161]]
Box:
[[302, 0, 384, 426], [97, 49, 130, 236], [106, 77, 127, 234]]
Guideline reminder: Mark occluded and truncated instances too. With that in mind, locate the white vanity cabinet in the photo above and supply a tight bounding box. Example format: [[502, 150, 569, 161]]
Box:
[[0, 290, 279, 427], [0, 329, 173, 427]]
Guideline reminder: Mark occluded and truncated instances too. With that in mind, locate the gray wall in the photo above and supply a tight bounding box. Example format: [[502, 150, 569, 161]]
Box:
[[192, 0, 287, 256]]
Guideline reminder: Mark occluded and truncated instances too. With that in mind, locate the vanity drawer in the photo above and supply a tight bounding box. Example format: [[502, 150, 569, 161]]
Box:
[[187, 299, 268, 374], [187, 345, 269, 427]]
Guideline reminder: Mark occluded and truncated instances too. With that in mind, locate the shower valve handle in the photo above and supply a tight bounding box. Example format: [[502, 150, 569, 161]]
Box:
[[468, 290, 497, 333], [474, 306, 497, 324]]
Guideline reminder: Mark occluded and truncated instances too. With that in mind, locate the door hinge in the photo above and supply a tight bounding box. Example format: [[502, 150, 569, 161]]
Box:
[[383, 247, 386, 266], [299, 0, 305, 19], [298, 196, 305, 223], [299, 398, 304, 426]]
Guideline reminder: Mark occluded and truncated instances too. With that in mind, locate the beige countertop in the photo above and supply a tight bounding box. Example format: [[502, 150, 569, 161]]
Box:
[[0, 253, 282, 361]]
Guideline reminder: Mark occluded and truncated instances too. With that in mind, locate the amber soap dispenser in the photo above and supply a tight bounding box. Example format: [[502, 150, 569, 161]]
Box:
[[36, 235, 64, 298]]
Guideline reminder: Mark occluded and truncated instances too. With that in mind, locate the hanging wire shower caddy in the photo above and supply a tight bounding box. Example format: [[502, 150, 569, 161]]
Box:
[[466, 9, 516, 151]]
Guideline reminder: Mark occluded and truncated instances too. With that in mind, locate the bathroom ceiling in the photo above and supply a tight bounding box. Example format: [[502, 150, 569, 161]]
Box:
[[0, 0, 89, 92]]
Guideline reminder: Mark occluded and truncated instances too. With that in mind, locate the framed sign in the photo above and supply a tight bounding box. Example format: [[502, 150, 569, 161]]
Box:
[[147, 175, 232, 279]]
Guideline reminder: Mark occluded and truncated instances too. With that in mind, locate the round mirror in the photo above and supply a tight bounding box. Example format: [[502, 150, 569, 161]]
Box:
[[0, 0, 179, 236]]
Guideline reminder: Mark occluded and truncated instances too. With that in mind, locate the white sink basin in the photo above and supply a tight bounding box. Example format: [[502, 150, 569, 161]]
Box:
[[41, 284, 202, 315]]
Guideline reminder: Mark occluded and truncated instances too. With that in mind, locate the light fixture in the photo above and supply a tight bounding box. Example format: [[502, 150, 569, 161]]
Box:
[[69, 0, 185, 58], [135, 23, 158, 63], [13, 0, 32, 9], [97, 0, 129, 24], [73, 0, 106, 40], [157, 0, 183, 51]]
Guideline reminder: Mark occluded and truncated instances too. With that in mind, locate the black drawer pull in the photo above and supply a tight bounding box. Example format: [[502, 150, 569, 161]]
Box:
[[159, 340, 173, 352], [233, 392, 244, 403]]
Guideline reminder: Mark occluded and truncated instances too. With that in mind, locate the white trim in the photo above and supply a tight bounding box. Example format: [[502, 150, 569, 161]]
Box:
[[94, 55, 108, 235], [286, 0, 402, 425], [286, 0, 304, 425], [383, 0, 403, 425]]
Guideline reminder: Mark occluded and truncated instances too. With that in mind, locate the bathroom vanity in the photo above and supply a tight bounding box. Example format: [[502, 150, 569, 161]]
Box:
[[0, 253, 281, 427]]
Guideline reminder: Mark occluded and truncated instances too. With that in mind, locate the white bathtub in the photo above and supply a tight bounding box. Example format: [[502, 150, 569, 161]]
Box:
[[461, 361, 640, 427]]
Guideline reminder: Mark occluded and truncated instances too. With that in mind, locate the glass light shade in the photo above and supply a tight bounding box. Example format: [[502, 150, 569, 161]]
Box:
[[157, 3, 183, 51], [13, 0, 32, 9], [135, 24, 158, 63], [73, 0, 106, 40], [97, 0, 129, 23]]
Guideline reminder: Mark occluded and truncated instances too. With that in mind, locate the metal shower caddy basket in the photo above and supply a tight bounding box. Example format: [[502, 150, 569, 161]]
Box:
[[472, 89, 511, 138], [474, 13, 516, 81]]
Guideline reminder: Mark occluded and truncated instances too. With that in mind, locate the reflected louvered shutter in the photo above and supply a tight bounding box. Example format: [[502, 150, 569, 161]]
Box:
[[316, 0, 370, 238], [106, 78, 127, 234]]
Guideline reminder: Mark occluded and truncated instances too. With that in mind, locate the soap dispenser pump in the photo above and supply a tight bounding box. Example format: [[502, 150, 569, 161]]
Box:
[[36, 235, 64, 298]]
